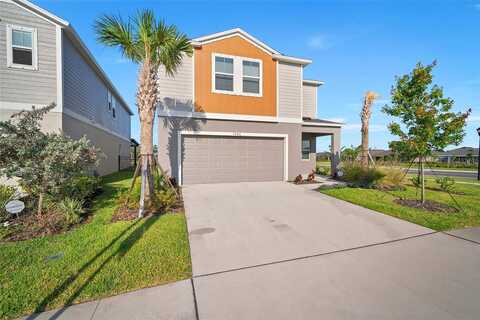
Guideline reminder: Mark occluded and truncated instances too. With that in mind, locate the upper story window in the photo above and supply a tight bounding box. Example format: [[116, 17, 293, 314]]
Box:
[[214, 56, 234, 92], [107, 91, 113, 111], [242, 60, 260, 94], [212, 53, 262, 97], [6, 25, 38, 70]]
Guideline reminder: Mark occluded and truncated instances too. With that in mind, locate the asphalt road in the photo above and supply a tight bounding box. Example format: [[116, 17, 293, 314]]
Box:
[[406, 168, 478, 179]]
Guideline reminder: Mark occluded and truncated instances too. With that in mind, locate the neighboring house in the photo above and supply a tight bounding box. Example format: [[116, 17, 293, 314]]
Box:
[[434, 147, 479, 164], [0, 0, 133, 175], [157, 28, 342, 185]]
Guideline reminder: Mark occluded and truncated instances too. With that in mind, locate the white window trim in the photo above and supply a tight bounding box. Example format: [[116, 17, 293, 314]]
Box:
[[6, 24, 38, 71], [211, 53, 263, 98]]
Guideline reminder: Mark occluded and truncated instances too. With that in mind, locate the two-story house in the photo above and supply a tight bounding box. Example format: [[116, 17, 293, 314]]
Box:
[[157, 28, 342, 185], [0, 0, 133, 175]]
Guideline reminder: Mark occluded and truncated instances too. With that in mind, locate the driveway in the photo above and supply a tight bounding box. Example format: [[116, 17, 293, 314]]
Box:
[[24, 182, 480, 319], [182, 181, 432, 275]]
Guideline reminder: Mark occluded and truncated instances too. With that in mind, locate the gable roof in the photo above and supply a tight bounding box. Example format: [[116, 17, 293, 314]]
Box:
[[192, 28, 312, 65], [10, 0, 134, 115]]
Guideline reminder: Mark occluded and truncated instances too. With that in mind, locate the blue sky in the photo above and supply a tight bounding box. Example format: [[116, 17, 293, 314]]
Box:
[[37, 0, 480, 151]]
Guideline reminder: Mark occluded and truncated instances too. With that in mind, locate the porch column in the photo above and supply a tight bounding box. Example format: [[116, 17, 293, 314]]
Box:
[[330, 130, 341, 177]]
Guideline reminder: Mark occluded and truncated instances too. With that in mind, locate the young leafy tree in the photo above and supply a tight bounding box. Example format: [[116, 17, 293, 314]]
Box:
[[382, 61, 471, 203], [0, 104, 100, 215], [95, 11, 192, 216]]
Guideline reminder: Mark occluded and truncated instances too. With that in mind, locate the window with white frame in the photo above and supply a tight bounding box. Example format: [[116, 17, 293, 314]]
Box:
[[302, 135, 311, 160], [242, 60, 260, 94], [214, 56, 234, 92], [7, 25, 37, 69], [212, 53, 262, 97]]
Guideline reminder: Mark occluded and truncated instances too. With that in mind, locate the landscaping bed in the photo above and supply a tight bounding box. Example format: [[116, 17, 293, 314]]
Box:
[[0, 169, 192, 320], [319, 180, 480, 231]]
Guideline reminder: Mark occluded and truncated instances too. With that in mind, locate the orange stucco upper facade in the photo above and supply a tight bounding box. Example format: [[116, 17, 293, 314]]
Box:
[[157, 28, 324, 121], [194, 35, 277, 116]]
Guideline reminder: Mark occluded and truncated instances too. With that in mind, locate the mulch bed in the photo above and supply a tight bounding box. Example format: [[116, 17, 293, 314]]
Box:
[[393, 199, 458, 213], [1, 211, 92, 242], [291, 180, 321, 185], [111, 198, 185, 222]]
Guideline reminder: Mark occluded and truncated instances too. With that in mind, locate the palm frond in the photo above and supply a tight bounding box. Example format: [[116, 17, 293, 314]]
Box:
[[94, 14, 140, 62]]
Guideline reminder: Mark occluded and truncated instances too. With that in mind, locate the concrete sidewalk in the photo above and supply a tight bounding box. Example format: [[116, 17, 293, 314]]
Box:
[[21, 229, 480, 320]]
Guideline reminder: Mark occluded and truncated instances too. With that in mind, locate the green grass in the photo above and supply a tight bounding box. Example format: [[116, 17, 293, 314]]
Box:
[[320, 181, 480, 231], [0, 170, 191, 320]]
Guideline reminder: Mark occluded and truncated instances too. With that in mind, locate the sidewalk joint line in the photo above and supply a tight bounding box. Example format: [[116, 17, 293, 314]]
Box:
[[89, 300, 100, 320], [190, 278, 200, 320], [193, 231, 438, 279], [442, 232, 480, 246]]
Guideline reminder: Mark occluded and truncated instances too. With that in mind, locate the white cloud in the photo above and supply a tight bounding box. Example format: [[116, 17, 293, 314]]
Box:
[[307, 35, 332, 50], [343, 123, 388, 132]]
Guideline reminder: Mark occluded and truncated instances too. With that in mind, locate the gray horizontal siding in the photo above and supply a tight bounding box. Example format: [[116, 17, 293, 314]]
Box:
[[62, 33, 130, 139], [302, 84, 317, 118], [157, 54, 193, 112], [0, 1, 57, 105], [278, 62, 302, 120]]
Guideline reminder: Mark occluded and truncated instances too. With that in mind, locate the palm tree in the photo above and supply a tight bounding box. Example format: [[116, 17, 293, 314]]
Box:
[[360, 91, 379, 169], [95, 10, 192, 216]]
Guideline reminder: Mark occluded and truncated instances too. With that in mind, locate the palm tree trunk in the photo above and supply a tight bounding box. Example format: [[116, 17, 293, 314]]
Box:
[[136, 60, 158, 216], [361, 124, 369, 168]]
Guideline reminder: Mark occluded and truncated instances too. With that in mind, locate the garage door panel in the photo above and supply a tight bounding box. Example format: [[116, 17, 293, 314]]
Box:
[[182, 135, 284, 184]]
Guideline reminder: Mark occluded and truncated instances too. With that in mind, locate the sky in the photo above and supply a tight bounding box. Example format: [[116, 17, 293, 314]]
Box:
[[35, 0, 480, 151]]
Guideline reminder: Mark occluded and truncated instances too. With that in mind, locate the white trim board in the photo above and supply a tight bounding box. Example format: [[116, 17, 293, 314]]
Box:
[[157, 110, 343, 127], [177, 130, 288, 185]]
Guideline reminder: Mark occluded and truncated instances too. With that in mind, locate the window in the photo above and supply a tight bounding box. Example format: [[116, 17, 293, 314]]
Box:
[[214, 56, 234, 92], [212, 54, 262, 97], [7, 25, 37, 69], [242, 60, 260, 94], [107, 91, 112, 111], [302, 135, 311, 160], [112, 107, 116, 119]]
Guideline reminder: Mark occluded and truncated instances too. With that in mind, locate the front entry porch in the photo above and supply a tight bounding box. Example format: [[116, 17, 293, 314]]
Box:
[[302, 119, 342, 177]]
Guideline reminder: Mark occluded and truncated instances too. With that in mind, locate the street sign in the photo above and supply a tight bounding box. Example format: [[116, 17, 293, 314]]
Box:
[[5, 200, 25, 214]]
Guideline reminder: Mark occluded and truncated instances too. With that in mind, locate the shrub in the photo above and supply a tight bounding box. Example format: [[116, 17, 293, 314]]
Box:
[[154, 188, 177, 212], [377, 167, 405, 190], [315, 165, 330, 176], [410, 175, 422, 188], [59, 175, 101, 201], [0, 185, 16, 222], [57, 198, 85, 225], [435, 176, 456, 193], [340, 163, 385, 188]]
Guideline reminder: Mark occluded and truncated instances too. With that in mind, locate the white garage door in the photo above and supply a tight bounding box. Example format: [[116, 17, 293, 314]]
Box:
[[181, 135, 285, 184]]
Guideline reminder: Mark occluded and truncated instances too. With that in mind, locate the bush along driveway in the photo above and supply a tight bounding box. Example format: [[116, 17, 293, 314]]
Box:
[[0, 170, 191, 320]]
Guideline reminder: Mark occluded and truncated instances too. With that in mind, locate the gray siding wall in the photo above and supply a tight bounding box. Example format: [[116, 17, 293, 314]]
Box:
[[63, 113, 131, 176], [157, 54, 193, 112], [0, 1, 57, 105], [62, 33, 130, 139], [158, 117, 320, 181], [277, 61, 302, 120], [302, 84, 317, 119]]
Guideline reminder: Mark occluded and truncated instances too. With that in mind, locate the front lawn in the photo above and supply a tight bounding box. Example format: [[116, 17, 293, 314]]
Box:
[[0, 170, 191, 320], [320, 181, 480, 231]]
